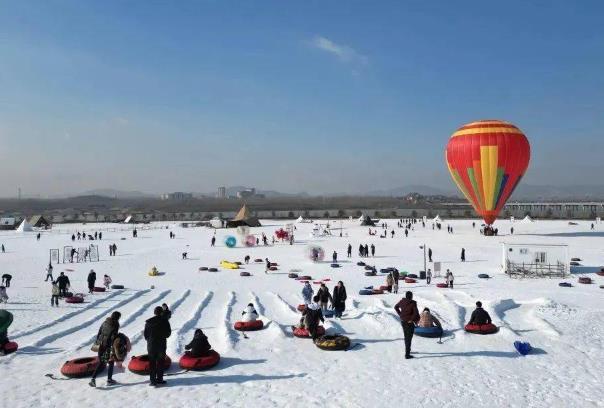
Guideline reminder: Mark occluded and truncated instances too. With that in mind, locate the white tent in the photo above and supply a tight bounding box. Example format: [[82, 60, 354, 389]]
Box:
[[296, 216, 305, 223], [521, 215, 534, 223], [123, 215, 132, 224], [16, 220, 33, 232], [358, 214, 365, 222], [433, 215, 442, 222]]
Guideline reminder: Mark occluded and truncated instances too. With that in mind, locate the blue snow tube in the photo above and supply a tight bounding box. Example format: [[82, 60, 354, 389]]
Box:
[[559, 282, 572, 287], [514, 341, 532, 356], [359, 289, 373, 295], [323, 309, 335, 318], [224, 236, 237, 248], [414, 326, 443, 338], [331, 264, 340, 268], [478, 274, 490, 279]]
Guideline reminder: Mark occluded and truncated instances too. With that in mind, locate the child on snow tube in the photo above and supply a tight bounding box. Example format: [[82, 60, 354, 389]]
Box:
[[184, 329, 213, 357], [241, 303, 259, 322], [414, 308, 443, 337]]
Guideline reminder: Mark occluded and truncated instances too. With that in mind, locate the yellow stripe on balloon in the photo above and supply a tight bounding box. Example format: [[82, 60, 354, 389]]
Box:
[[480, 145, 498, 210], [451, 127, 522, 137], [446, 162, 476, 208]]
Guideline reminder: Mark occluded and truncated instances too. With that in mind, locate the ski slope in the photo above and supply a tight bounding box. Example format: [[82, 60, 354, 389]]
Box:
[[1, 219, 603, 408]]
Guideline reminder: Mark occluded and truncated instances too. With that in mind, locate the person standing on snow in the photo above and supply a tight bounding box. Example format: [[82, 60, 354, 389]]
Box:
[[316, 283, 333, 313], [302, 282, 314, 306], [144, 306, 171, 386], [461, 248, 466, 262], [56, 272, 70, 297], [51, 281, 60, 307], [371, 244, 375, 257], [426, 269, 432, 285], [44, 263, 54, 282], [87, 270, 97, 294], [332, 251, 338, 263], [1, 274, 12, 288], [394, 291, 420, 359], [347, 244, 352, 258], [392, 269, 400, 294], [332, 281, 347, 319], [103, 274, 112, 290]]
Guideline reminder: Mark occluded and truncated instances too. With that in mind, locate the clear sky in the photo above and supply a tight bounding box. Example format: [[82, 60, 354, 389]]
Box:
[[1, 0, 603, 197]]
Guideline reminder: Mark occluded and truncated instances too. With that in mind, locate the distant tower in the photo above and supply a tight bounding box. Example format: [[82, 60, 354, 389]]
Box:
[[217, 186, 226, 198], [18, 187, 21, 200]]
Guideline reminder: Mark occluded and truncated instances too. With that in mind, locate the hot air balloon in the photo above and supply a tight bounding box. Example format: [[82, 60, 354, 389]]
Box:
[[445, 120, 530, 226]]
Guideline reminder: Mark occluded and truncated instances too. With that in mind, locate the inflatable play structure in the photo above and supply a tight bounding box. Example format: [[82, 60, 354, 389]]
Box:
[[224, 236, 237, 248], [128, 355, 172, 375], [306, 245, 325, 262], [179, 350, 220, 370], [275, 228, 289, 240], [244, 235, 256, 247]]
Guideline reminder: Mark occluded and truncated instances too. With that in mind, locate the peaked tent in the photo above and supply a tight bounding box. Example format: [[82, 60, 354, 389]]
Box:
[[227, 204, 262, 228], [296, 216, 305, 223], [123, 215, 133, 224], [360, 215, 376, 227], [433, 215, 442, 222], [28, 215, 51, 229], [16, 219, 33, 232], [358, 214, 365, 222], [521, 215, 534, 223]]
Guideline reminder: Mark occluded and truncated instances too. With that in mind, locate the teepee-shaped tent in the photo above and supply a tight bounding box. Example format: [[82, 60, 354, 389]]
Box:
[[358, 214, 365, 222], [433, 215, 442, 222], [360, 214, 376, 226], [227, 204, 262, 228], [296, 216, 305, 223], [16, 219, 33, 232], [521, 215, 534, 223]]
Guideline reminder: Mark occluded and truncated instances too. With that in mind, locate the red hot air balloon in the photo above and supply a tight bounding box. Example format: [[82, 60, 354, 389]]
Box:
[[445, 120, 530, 225]]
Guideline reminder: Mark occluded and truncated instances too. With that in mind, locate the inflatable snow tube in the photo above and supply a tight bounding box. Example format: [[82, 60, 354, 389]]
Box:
[[296, 276, 312, 281], [61, 357, 103, 378], [404, 278, 417, 283], [372, 289, 384, 295], [514, 341, 532, 356], [578, 277, 592, 284], [220, 260, 239, 269], [315, 335, 351, 351], [239, 271, 251, 277], [365, 271, 377, 277], [235, 261, 243, 265], [254, 259, 263, 263], [234, 320, 264, 331], [0, 310, 13, 333], [148, 267, 159, 276], [477, 274, 490, 279], [330, 263, 340, 268], [414, 326, 443, 338], [2, 341, 18, 355], [110, 284, 124, 290], [379, 285, 391, 291], [63, 291, 74, 298], [93, 287, 106, 292], [293, 326, 325, 338], [559, 282, 572, 287], [464, 323, 498, 335], [297, 304, 306, 312], [570, 261, 581, 266], [364, 265, 374, 271], [600, 285, 604, 289], [288, 273, 299, 279], [436, 283, 448, 288], [359, 289, 374, 295], [596, 271, 604, 277], [323, 309, 335, 318], [179, 350, 220, 371], [224, 236, 237, 248], [65, 296, 84, 304], [571, 257, 582, 262], [128, 355, 172, 375], [269, 266, 278, 271], [270, 263, 278, 267], [208, 268, 218, 272], [407, 274, 418, 279], [199, 267, 209, 271], [357, 262, 366, 266]]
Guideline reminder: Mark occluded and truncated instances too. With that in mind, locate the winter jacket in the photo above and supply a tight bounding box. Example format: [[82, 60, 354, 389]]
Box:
[[317, 287, 332, 304], [161, 307, 172, 320], [302, 284, 314, 301], [112, 333, 131, 362], [56, 275, 70, 289], [392, 270, 400, 281], [87, 272, 96, 285], [418, 311, 441, 328], [144, 315, 171, 356], [386, 274, 394, 286], [185, 331, 212, 357], [394, 298, 420, 324], [241, 305, 258, 322], [95, 317, 119, 362], [468, 308, 491, 325], [103, 276, 112, 286], [332, 285, 347, 309], [303, 303, 324, 328], [51, 284, 60, 296]]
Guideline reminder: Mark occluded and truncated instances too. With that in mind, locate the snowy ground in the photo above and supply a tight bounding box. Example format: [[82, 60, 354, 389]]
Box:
[[1, 218, 603, 408]]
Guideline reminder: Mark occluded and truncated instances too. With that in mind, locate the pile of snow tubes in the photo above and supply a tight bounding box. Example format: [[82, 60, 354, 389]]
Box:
[[288, 273, 299, 279], [293, 326, 325, 338], [514, 341, 532, 356], [578, 277, 592, 284], [436, 283, 448, 288], [331, 264, 340, 268], [297, 304, 306, 312], [2, 341, 18, 355], [559, 282, 572, 287], [199, 267, 208, 271], [61, 356, 103, 378], [239, 271, 251, 277], [407, 273, 418, 279], [179, 350, 220, 370], [414, 326, 443, 338], [128, 355, 172, 375], [208, 268, 218, 272], [314, 335, 351, 351], [111, 284, 124, 289], [359, 289, 374, 295], [464, 323, 498, 335], [477, 274, 490, 279], [295, 276, 312, 281], [93, 287, 106, 292], [357, 261, 366, 266], [404, 278, 417, 283], [65, 295, 84, 304], [365, 271, 377, 277], [234, 320, 264, 331]]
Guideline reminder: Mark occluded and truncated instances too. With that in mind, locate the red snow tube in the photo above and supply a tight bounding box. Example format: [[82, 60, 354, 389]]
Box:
[[596, 271, 604, 276], [372, 289, 384, 295], [2, 341, 18, 355], [313, 281, 322, 285], [404, 278, 417, 283], [61, 356, 103, 378], [464, 323, 498, 335], [578, 277, 592, 284], [65, 296, 84, 304], [93, 287, 106, 292], [234, 320, 264, 331], [178, 350, 220, 370], [269, 266, 278, 271], [296, 276, 312, 281], [128, 355, 172, 375], [436, 283, 448, 288], [293, 326, 325, 338], [270, 263, 278, 267], [297, 304, 306, 312], [379, 285, 391, 291]]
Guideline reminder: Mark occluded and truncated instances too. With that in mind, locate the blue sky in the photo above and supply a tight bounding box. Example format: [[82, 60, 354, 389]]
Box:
[[1, 0, 603, 197]]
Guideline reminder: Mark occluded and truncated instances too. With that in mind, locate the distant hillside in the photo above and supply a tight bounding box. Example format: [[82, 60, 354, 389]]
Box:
[[78, 189, 155, 199]]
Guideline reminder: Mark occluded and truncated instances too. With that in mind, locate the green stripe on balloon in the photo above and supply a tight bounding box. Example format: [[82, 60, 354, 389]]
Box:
[[467, 167, 483, 210]]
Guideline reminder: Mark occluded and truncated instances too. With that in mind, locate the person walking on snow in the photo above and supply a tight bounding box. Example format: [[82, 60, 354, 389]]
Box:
[[428, 248, 433, 262], [392, 269, 400, 294], [51, 281, 60, 307], [89, 311, 121, 387], [87, 270, 97, 294], [461, 248, 466, 262], [56, 272, 70, 297], [211, 236, 216, 247], [426, 269, 432, 285], [371, 244, 375, 257], [394, 291, 420, 359], [347, 244, 352, 258], [302, 282, 314, 305], [45, 263, 54, 282]]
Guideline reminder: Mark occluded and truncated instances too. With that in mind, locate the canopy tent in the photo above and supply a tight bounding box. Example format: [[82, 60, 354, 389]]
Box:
[[16, 219, 33, 232], [226, 204, 262, 228]]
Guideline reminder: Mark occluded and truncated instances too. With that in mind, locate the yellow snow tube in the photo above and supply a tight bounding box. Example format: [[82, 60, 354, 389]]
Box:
[[314, 335, 351, 351], [220, 261, 240, 270], [148, 267, 159, 276]]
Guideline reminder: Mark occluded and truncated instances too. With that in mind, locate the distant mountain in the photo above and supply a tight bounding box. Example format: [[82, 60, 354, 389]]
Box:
[[217, 186, 309, 198], [511, 184, 604, 201], [365, 185, 457, 197], [77, 189, 155, 199]]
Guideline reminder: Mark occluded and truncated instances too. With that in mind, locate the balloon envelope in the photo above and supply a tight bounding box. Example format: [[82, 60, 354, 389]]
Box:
[[445, 120, 530, 225]]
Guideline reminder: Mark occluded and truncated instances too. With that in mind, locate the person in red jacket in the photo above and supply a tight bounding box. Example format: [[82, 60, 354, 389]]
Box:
[[394, 291, 420, 359]]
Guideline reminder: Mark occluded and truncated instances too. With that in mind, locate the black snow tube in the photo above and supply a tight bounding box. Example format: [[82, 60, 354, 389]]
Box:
[[111, 285, 124, 289]]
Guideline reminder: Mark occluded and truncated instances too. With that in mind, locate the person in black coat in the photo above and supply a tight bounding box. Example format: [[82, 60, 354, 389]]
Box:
[[56, 272, 70, 297], [87, 270, 96, 294], [332, 281, 347, 319], [184, 329, 212, 357], [468, 301, 492, 325], [161, 303, 171, 320], [144, 306, 171, 386]]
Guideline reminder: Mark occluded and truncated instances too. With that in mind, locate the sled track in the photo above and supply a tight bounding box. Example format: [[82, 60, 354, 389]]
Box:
[[174, 291, 213, 354], [221, 291, 238, 350]]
